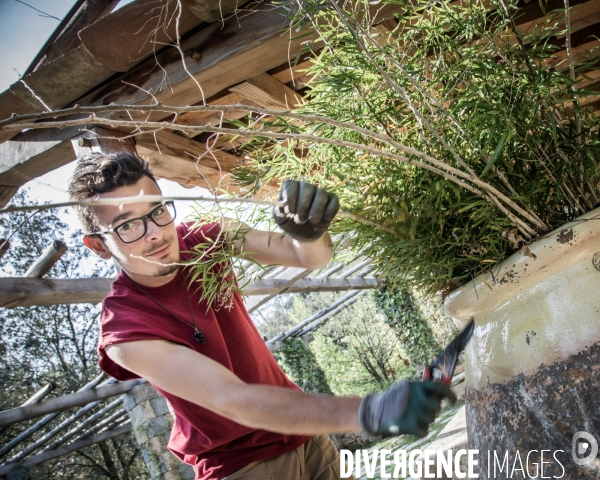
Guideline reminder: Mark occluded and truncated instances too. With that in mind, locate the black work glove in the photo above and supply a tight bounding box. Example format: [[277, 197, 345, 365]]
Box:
[[272, 180, 339, 242], [358, 381, 456, 438]]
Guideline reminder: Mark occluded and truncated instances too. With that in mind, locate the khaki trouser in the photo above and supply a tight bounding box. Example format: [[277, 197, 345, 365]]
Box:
[[223, 435, 353, 480]]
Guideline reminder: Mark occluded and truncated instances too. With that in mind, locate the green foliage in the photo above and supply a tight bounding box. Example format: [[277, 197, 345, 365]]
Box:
[[184, 201, 275, 308], [373, 287, 441, 366], [233, 0, 600, 293], [274, 337, 333, 395], [301, 292, 418, 395]]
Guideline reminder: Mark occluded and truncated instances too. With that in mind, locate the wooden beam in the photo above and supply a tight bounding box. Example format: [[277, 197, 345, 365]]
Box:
[[75, 3, 313, 114], [78, 0, 203, 72], [543, 39, 600, 70], [230, 73, 303, 110], [174, 92, 261, 134], [245, 267, 309, 313], [0, 276, 382, 308], [43, 398, 124, 451], [0, 127, 78, 207], [7, 45, 115, 122], [206, 73, 305, 151], [24, 241, 68, 278], [516, 0, 600, 42], [0, 424, 131, 477], [183, 0, 252, 23], [134, 130, 246, 193], [0, 277, 113, 308], [80, 0, 401, 113], [268, 56, 315, 86], [0, 384, 55, 435], [71, 127, 136, 158], [0, 379, 143, 428], [34, 0, 122, 70], [136, 130, 241, 171]]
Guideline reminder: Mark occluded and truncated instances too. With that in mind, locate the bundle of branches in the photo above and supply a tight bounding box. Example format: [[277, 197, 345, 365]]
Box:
[[232, 0, 600, 294]]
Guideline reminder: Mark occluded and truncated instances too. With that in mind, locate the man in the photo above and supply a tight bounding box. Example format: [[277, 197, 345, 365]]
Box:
[[69, 152, 454, 480]]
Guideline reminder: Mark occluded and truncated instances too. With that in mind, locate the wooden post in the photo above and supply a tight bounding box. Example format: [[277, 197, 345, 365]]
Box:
[[71, 126, 136, 158], [0, 238, 9, 259], [24, 240, 68, 278]]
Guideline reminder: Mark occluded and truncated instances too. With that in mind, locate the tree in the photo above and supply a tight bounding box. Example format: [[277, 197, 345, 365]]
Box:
[[373, 286, 441, 367], [293, 291, 416, 396], [0, 191, 147, 479], [273, 337, 333, 395]]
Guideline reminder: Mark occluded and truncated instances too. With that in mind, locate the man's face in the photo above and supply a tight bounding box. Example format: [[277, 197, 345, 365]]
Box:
[[84, 176, 180, 285]]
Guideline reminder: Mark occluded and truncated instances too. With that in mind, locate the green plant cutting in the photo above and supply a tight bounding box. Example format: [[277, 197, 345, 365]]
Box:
[[226, 0, 600, 295]]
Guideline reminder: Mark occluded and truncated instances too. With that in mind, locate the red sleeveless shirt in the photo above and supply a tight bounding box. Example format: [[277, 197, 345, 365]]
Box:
[[98, 222, 309, 480]]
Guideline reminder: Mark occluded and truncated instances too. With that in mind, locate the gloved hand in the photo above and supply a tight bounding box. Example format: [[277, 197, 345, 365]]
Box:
[[272, 180, 339, 242], [358, 381, 456, 438]]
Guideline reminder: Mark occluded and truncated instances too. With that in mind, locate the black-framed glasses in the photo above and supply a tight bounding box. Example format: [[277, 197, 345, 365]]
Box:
[[94, 201, 176, 243]]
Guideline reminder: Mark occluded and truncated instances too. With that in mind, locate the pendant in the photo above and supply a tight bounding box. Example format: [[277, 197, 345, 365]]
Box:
[[195, 329, 205, 344]]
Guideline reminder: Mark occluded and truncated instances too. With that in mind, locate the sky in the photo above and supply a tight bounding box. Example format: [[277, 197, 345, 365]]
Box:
[[0, 0, 201, 230]]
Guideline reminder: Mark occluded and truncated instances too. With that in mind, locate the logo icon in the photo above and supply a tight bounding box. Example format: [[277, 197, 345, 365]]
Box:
[[572, 432, 598, 466]]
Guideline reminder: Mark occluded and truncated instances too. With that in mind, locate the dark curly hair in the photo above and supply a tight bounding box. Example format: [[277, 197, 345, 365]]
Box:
[[68, 152, 157, 233]]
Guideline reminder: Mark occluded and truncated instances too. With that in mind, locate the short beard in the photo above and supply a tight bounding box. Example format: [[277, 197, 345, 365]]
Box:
[[153, 263, 179, 277]]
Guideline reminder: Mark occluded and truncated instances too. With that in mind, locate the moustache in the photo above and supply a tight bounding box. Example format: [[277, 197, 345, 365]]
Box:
[[142, 239, 173, 257]]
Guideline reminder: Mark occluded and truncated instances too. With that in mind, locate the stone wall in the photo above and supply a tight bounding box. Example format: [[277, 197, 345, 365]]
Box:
[[123, 383, 195, 480]]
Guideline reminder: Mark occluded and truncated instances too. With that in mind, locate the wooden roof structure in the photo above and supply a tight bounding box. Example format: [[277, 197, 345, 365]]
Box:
[[3, 0, 600, 473]]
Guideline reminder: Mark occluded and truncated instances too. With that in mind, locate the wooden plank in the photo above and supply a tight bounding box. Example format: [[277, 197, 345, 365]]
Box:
[[230, 73, 303, 109], [0, 187, 19, 209], [0, 373, 107, 458], [78, 0, 203, 72], [543, 39, 600, 69], [576, 67, 600, 90], [494, 0, 600, 47], [20, 384, 55, 407], [183, 0, 252, 23], [0, 424, 131, 477], [0, 379, 143, 428], [0, 276, 381, 308], [268, 55, 315, 86]]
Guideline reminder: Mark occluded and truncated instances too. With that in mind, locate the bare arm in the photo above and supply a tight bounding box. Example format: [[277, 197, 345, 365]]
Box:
[[223, 219, 333, 270], [106, 340, 360, 435]]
